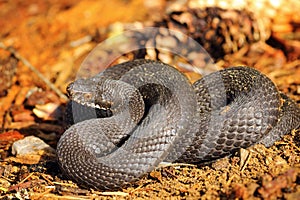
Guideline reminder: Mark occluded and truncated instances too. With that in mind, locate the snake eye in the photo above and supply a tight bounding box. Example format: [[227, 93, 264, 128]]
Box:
[[84, 93, 92, 100]]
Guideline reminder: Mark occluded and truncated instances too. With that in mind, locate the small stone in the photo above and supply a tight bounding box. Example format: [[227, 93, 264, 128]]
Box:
[[11, 136, 55, 156], [9, 136, 55, 164]]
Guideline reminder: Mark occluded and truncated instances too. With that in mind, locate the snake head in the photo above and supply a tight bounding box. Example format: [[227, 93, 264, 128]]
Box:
[[66, 77, 112, 110]]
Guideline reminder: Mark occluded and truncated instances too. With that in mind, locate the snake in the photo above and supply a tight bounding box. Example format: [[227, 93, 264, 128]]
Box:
[[56, 59, 300, 190]]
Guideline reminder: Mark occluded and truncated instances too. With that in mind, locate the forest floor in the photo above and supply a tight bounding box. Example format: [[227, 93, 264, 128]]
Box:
[[0, 0, 299, 199]]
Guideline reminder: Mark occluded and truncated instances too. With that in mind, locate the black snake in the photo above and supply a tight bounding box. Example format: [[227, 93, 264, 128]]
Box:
[[57, 59, 300, 190]]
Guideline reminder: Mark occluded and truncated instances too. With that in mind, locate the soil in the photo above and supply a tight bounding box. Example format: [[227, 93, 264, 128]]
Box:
[[0, 0, 299, 199]]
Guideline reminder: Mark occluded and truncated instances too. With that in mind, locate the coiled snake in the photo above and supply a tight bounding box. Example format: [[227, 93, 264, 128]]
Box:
[[57, 59, 300, 190]]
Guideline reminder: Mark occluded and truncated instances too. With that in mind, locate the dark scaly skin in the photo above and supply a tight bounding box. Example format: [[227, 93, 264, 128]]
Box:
[[57, 60, 300, 190], [57, 60, 199, 189]]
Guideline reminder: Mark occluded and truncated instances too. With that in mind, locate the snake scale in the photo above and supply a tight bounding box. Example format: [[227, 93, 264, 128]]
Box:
[[57, 59, 300, 190]]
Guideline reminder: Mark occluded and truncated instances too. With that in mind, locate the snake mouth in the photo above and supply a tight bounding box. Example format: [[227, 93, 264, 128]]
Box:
[[67, 87, 112, 111], [69, 91, 113, 111], [72, 99, 111, 111]]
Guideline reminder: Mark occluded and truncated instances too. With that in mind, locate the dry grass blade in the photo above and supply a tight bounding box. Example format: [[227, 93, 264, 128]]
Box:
[[0, 42, 68, 102]]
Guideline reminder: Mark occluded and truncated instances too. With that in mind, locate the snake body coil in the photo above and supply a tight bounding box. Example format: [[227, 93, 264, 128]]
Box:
[[57, 60, 300, 190]]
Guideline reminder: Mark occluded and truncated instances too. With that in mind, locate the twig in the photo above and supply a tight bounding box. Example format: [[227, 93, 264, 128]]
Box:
[[0, 42, 68, 101], [31, 187, 54, 200], [40, 173, 54, 185], [226, 174, 238, 186], [30, 193, 91, 200], [92, 190, 129, 196], [240, 151, 252, 172], [157, 162, 197, 168], [52, 181, 78, 187], [19, 172, 35, 184], [70, 35, 92, 47]]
